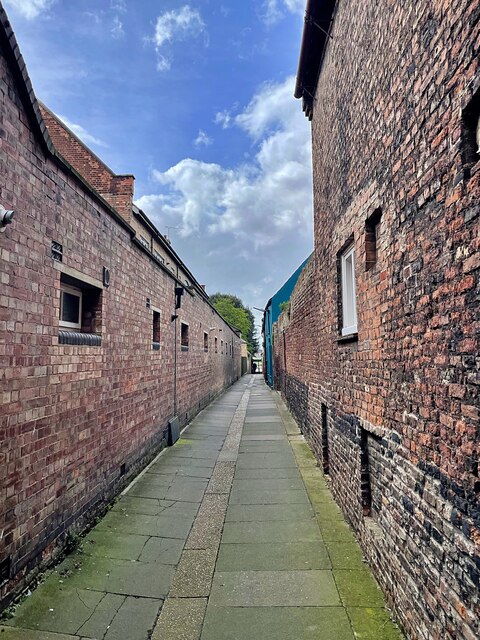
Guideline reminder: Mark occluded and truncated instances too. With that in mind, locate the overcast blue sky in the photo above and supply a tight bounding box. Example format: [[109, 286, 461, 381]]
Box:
[[6, 0, 313, 334]]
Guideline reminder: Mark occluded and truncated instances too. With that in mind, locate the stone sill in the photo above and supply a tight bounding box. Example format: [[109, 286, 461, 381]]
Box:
[[337, 332, 358, 344]]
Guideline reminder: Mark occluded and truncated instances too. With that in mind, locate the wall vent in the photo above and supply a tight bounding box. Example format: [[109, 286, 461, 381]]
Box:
[[51, 240, 63, 262]]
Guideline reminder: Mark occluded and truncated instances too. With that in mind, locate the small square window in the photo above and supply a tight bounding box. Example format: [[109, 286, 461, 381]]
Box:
[[340, 245, 357, 336], [204, 331, 209, 352], [58, 274, 102, 345], [181, 322, 189, 350], [153, 311, 160, 349], [60, 284, 82, 329]]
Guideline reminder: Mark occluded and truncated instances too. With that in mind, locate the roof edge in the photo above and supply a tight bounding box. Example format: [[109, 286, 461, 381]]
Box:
[[0, 4, 54, 154], [294, 0, 337, 119]]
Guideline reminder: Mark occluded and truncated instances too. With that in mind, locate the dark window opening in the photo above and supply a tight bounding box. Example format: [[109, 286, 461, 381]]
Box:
[[365, 208, 382, 271], [181, 322, 189, 350], [0, 556, 11, 585], [360, 428, 372, 517], [462, 88, 480, 169], [321, 404, 329, 474], [204, 332, 209, 352], [215, 337, 218, 353], [153, 311, 160, 349], [221, 339, 224, 354]]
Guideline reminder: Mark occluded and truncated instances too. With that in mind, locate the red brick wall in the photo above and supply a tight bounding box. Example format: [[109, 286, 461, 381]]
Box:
[[39, 104, 134, 223], [273, 2, 480, 639], [0, 42, 240, 607]]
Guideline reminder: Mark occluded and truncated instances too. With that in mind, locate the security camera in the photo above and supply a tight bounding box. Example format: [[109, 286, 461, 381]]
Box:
[[0, 206, 14, 232]]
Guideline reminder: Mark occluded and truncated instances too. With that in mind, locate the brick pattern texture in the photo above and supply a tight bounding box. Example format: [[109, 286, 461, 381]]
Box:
[[0, 40, 240, 607], [272, 2, 480, 639]]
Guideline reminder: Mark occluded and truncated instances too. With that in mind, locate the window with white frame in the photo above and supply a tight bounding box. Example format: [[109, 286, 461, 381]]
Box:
[[341, 245, 357, 336], [60, 284, 82, 329]]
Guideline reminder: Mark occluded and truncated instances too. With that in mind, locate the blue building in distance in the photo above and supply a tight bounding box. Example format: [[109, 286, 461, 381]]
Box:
[[263, 255, 312, 387]]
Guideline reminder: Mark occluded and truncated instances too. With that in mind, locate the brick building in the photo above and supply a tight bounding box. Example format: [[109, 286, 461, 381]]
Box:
[[270, 1, 480, 638], [0, 4, 241, 609]]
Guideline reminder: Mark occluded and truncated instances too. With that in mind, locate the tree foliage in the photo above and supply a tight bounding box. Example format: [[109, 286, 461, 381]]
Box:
[[210, 293, 259, 354]]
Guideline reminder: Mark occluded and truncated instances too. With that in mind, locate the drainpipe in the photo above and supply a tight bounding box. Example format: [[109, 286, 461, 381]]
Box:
[[173, 313, 177, 416]]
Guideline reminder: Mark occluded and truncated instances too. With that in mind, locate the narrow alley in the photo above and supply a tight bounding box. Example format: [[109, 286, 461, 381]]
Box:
[[0, 377, 402, 640]]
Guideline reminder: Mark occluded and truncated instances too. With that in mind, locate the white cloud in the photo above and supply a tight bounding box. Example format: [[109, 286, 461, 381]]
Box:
[[57, 114, 108, 149], [153, 5, 206, 72], [136, 76, 312, 252], [4, 0, 56, 19], [111, 0, 127, 12], [111, 15, 124, 39], [194, 130, 213, 147], [214, 110, 232, 129], [262, 0, 304, 25]]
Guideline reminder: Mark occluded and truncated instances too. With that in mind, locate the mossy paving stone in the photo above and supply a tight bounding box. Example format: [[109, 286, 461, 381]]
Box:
[[221, 519, 321, 544], [231, 478, 305, 492], [326, 542, 368, 570], [317, 519, 357, 543], [229, 489, 310, 505], [302, 475, 330, 494], [233, 467, 301, 479], [0, 628, 80, 639], [138, 537, 185, 564], [238, 443, 292, 454], [125, 479, 208, 503], [216, 541, 331, 571], [225, 502, 313, 522], [57, 554, 175, 599], [240, 434, 286, 440], [4, 576, 105, 636], [334, 570, 386, 607], [245, 408, 279, 416], [200, 607, 353, 640], [236, 454, 298, 470], [81, 530, 151, 561], [346, 607, 405, 639], [95, 511, 194, 539], [209, 570, 340, 607], [102, 596, 161, 640], [157, 455, 217, 468], [76, 593, 125, 638], [147, 464, 213, 479], [112, 496, 199, 518], [312, 498, 344, 520], [164, 451, 219, 463]]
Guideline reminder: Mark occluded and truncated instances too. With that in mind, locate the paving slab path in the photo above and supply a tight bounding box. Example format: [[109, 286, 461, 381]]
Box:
[[0, 376, 403, 640]]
